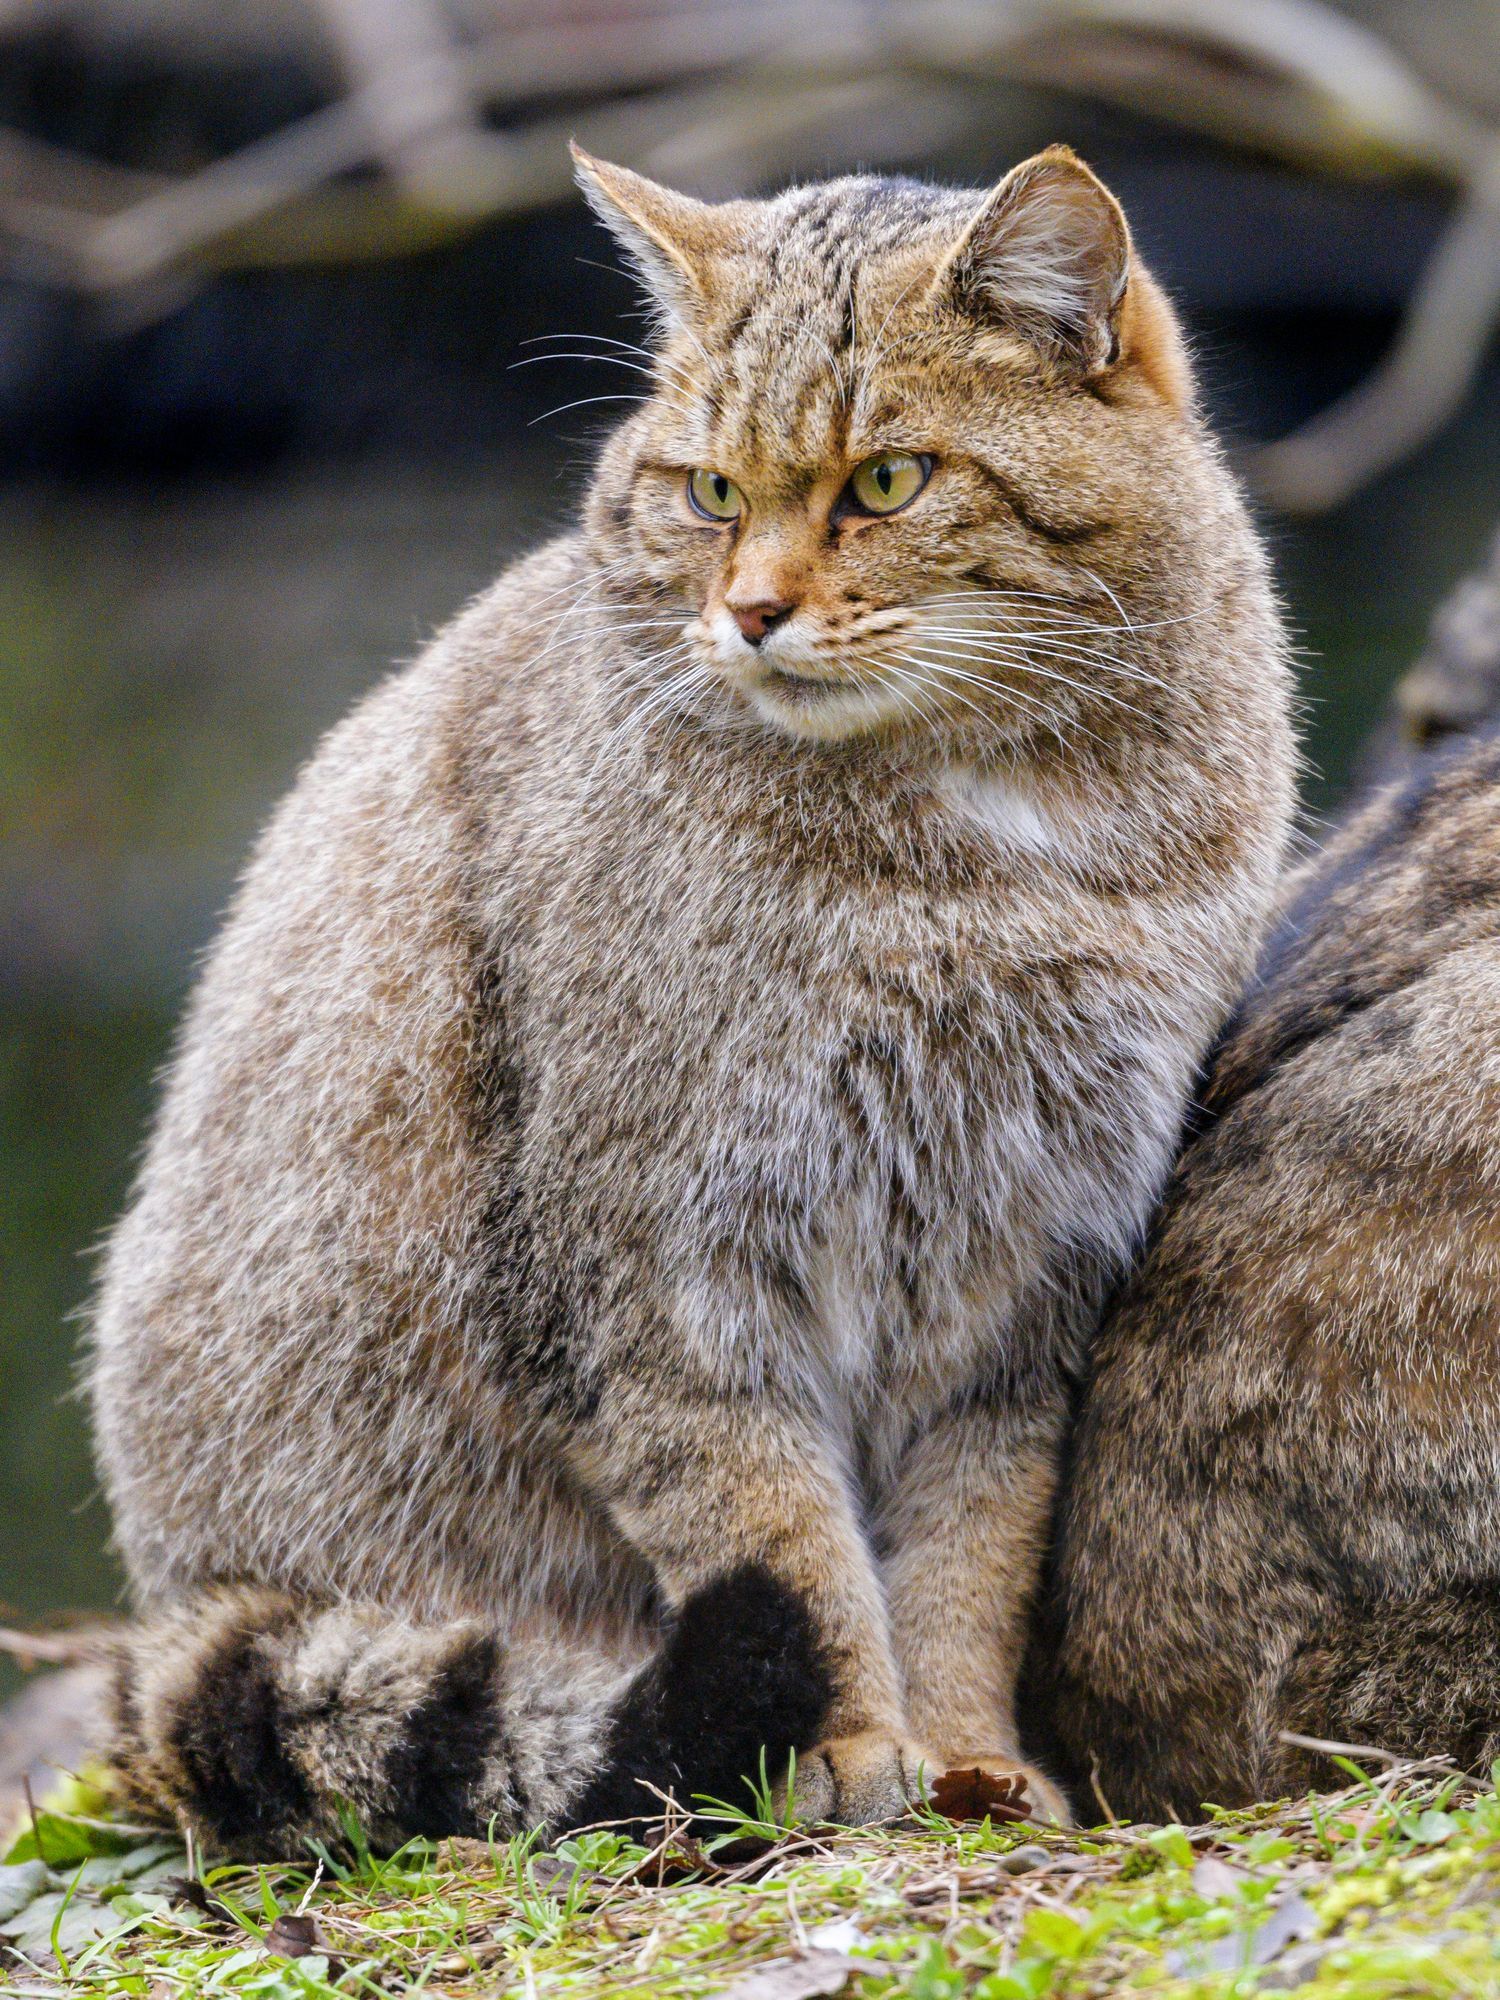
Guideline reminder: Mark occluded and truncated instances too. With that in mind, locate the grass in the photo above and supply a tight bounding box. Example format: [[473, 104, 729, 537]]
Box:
[[4, 1756, 1500, 1997]]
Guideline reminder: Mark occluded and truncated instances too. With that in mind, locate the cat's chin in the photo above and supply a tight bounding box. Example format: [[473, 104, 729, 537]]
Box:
[[724, 660, 911, 744], [743, 673, 910, 744]]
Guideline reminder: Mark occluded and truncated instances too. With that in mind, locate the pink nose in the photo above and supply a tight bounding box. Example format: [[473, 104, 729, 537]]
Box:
[[730, 599, 794, 646]]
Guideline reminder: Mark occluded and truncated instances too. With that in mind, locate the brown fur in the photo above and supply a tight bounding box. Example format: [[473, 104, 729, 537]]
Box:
[[87, 146, 1294, 1849], [1042, 609, 1500, 1815]]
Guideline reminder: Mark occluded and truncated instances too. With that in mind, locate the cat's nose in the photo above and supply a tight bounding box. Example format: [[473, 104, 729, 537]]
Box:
[[729, 598, 795, 646]]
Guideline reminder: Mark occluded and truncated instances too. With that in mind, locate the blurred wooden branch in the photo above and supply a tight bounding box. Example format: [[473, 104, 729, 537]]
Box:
[[1252, 138, 1500, 509], [910, 0, 1489, 177], [1, 0, 1496, 510], [0, 1623, 113, 1669], [1351, 515, 1500, 792]]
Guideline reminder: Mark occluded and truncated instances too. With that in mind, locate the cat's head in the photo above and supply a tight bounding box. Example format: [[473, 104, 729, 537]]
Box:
[[571, 145, 1210, 752]]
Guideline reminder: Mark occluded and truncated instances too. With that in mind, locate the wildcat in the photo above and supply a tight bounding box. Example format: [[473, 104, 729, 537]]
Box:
[[89, 144, 1294, 1852], [1041, 529, 1500, 1819]]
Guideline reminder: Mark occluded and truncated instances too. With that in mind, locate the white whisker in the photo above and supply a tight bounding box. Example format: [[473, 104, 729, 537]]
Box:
[[607, 657, 712, 756], [894, 647, 1111, 749], [510, 351, 700, 419], [852, 273, 923, 422], [912, 625, 1172, 694], [915, 588, 1210, 639], [520, 333, 702, 395], [528, 393, 647, 427], [736, 310, 848, 409], [872, 658, 943, 729], [888, 649, 1003, 731], [903, 639, 1148, 722], [1079, 564, 1130, 629], [528, 616, 692, 671]]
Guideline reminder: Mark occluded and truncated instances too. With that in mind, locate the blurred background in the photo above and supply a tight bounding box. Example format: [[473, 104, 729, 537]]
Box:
[[3, 0, 1499, 1688]]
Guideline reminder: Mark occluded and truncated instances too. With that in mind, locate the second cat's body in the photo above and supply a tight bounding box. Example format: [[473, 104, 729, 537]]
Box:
[[1038, 530, 1500, 1819], [90, 150, 1294, 1849]]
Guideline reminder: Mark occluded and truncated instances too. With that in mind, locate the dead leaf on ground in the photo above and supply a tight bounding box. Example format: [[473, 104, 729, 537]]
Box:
[[166, 1875, 230, 1921], [1168, 1889, 1320, 1976], [265, 1908, 344, 1975], [928, 1766, 1033, 1824], [620, 1831, 720, 1885], [1192, 1854, 1253, 1899], [265, 1911, 322, 1958], [434, 1836, 494, 1871], [714, 1947, 862, 2000]]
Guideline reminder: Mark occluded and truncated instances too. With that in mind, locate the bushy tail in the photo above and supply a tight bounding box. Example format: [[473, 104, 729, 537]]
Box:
[[105, 1565, 832, 1856]]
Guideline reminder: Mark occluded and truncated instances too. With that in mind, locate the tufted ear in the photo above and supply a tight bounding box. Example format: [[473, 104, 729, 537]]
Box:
[[571, 144, 731, 327], [932, 147, 1132, 375]]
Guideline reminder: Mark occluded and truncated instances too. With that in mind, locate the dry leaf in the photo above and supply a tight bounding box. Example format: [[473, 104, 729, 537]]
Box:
[[714, 1948, 861, 2000], [166, 1876, 236, 1925], [1168, 1889, 1319, 1977], [621, 1832, 719, 1885], [1192, 1855, 1251, 1899], [996, 1843, 1053, 1876], [434, 1837, 494, 1870], [929, 1766, 1033, 1823], [266, 1912, 325, 1960]]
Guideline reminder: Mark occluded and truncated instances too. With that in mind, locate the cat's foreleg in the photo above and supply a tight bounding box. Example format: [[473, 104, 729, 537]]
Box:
[[879, 1396, 1072, 1823], [570, 1376, 936, 1824]]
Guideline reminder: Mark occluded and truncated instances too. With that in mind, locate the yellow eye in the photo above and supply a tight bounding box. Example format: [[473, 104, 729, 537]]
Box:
[[687, 468, 744, 522], [847, 451, 931, 517]]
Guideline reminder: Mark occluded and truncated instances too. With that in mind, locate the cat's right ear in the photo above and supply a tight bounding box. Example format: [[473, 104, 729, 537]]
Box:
[[571, 145, 728, 326]]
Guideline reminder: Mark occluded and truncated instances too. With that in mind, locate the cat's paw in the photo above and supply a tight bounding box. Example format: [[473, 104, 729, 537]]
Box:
[[777, 1731, 941, 1826], [931, 1754, 1072, 1827]]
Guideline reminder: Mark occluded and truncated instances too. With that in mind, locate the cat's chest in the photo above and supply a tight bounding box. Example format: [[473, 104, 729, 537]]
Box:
[[726, 906, 1086, 1330], [537, 772, 1100, 1173]]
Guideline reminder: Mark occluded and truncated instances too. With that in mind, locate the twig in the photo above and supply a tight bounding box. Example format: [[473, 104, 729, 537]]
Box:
[[1253, 137, 1500, 510], [20, 1774, 46, 1862], [1278, 1729, 1430, 1768], [0, 1623, 111, 1668]]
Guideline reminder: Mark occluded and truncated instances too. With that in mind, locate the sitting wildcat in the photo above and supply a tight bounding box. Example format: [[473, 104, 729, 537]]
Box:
[[1043, 530, 1500, 1817], [89, 144, 1294, 1852]]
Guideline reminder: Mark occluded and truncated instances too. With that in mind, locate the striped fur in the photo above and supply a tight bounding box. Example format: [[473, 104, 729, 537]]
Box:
[[88, 148, 1294, 1849], [1039, 664, 1500, 1817], [106, 1567, 833, 1853]]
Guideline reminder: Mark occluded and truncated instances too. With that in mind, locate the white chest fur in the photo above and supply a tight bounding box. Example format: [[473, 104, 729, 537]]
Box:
[[935, 765, 1082, 865]]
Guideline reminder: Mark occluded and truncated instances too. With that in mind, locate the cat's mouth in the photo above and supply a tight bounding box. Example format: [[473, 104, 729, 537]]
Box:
[[763, 663, 848, 698], [706, 613, 897, 739]]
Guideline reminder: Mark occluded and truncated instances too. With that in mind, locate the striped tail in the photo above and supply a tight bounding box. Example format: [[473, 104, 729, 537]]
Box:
[[105, 1565, 833, 1855]]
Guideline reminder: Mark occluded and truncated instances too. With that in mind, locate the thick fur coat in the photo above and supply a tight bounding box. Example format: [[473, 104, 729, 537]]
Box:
[[89, 148, 1294, 1850], [1041, 546, 1500, 1816]]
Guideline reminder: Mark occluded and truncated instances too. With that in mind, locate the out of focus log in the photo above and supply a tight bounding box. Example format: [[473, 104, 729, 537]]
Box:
[[1, 0, 1497, 509], [1353, 522, 1500, 793]]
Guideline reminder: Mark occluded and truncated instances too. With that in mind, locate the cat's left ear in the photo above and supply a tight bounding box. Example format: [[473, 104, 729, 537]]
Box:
[[571, 144, 730, 326], [932, 146, 1190, 405]]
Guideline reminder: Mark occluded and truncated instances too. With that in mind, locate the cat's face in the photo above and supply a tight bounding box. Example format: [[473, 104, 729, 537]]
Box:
[[576, 148, 1197, 751]]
